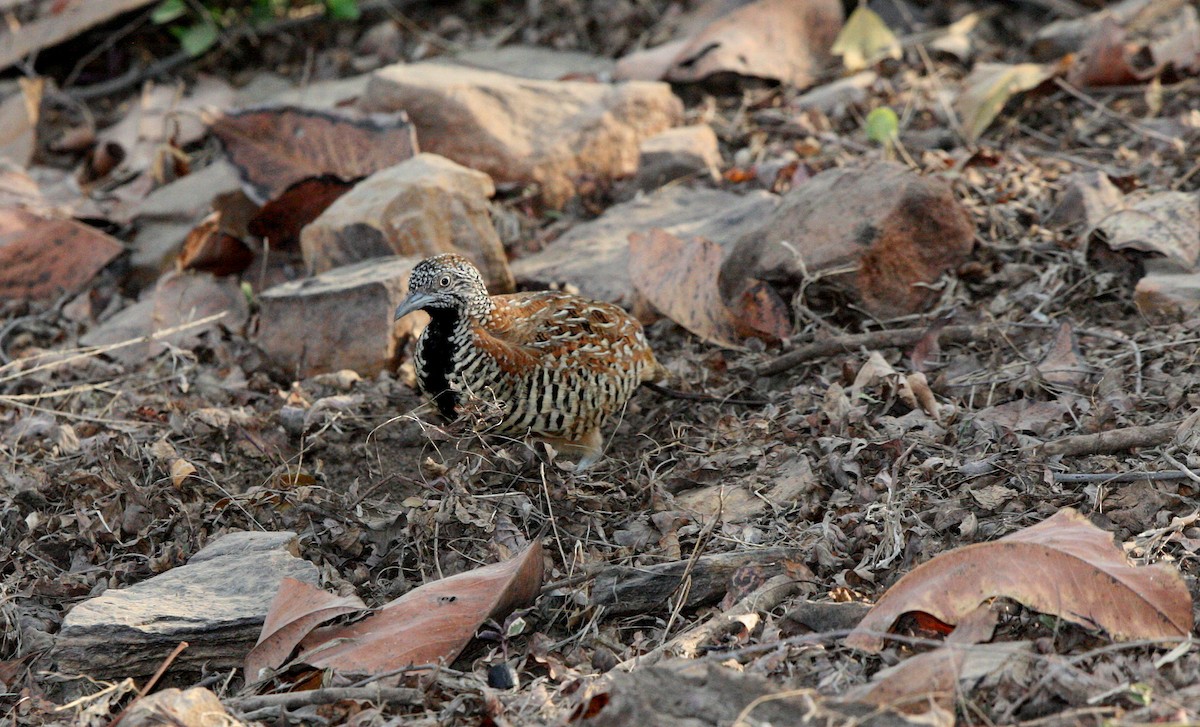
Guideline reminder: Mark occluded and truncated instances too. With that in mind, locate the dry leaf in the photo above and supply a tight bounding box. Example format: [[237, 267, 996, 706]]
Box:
[[168, 458, 197, 488], [845, 508, 1193, 652], [259, 542, 544, 676], [244, 577, 369, 681], [956, 63, 1057, 142], [0, 78, 43, 167], [628, 228, 789, 350], [1098, 191, 1200, 272], [208, 106, 417, 203], [1036, 321, 1088, 388], [831, 5, 901, 72], [0, 209, 124, 301], [247, 175, 357, 249]]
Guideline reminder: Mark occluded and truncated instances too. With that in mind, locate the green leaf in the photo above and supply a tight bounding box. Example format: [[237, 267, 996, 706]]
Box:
[[177, 21, 219, 58], [151, 0, 186, 24], [832, 5, 901, 72], [325, 0, 360, 20], [865, 107, 899, 146]]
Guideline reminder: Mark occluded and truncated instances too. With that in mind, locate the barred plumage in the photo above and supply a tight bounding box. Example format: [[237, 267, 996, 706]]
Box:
[[394, 254, 663, 468]]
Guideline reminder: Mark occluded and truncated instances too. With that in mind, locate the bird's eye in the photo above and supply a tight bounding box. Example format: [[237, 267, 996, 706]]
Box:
[[438, 275, 452, 287]]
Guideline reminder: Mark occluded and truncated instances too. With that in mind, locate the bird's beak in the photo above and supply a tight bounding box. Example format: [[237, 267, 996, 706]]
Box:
[[394, 292, 437, 321]]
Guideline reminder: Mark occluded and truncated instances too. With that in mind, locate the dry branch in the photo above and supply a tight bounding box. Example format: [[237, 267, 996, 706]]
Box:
[[756, 324, 993, 377], [1040, 421, 1181, 457]]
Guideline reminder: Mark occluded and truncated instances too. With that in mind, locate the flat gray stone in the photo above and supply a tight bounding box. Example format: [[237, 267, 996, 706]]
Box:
[[55, 531, 317, 679], [511, 186, 778, 305], [436, 44, 615, 81]]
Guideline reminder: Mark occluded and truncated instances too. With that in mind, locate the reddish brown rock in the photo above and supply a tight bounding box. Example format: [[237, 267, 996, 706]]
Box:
[[300, 153, 513, 292], [254, 256, 419, 378], [360, 63, 682, 208], [724, 162, 975, 316]]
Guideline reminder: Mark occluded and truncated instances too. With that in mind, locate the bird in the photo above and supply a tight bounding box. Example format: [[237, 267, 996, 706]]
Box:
[[393, 254, 664, 468]]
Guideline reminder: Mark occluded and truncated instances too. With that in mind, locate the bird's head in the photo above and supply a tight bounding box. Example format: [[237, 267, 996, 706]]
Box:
[[394, 253, 492, 322]]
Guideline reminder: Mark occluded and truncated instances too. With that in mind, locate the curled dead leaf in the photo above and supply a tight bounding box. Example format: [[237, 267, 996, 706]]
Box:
[[208, 106, 417, 203], [846, 508, 1193, 652], [248, 542, 543, 678]]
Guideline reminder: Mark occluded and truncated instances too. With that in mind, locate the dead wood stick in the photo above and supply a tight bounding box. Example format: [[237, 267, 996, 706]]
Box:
[[1052, 470, 1200, 484], [1040, 421, 1181, 458], [756, 324, 991, 377], [615, 573, 802, 671], [228, 686, 423, 713]]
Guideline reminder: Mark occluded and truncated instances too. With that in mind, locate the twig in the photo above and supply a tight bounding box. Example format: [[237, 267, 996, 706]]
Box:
[[1040, 421, 1181, 458], [757, 324, 993, 377], [1052, 470, 1200, 484], [614, 573, 802, 671], [227, 686, 423, 713], [105, 641, 189, 727], [1053, 78, 1185, 149], [1162, 453, 1200, 485], [642, 381, 767, 406]]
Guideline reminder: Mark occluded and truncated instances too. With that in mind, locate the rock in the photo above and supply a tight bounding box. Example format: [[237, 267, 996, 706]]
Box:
[[81, 270, 249, 365], [300, 153, 514, 292], [55, 531, 317, 679], [437, 44, 615, 81], [121, 688, 231, 727], [635, 125, 722, 191], [360, 63, 682, 208], [1134, 272, 1200, 319], [127, 161, 242, 290], [511, 186, 778, 305], [270, 73, 373, 109], [723, 162, 975, 316], [792, 70, 876, 116], [254, 256, 419, 377]]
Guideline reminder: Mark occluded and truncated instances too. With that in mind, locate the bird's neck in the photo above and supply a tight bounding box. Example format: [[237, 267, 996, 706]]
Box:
[[419, 307, 473, 419]]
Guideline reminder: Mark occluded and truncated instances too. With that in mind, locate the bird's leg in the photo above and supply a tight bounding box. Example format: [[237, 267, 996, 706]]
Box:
[[541, 429, 604, 471]]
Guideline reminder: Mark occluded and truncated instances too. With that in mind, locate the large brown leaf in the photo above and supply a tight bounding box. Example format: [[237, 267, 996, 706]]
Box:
[[629, 228, 789, 350], [243, 578, 368, 682], [845, 508, 1192, 652], [247, 542, 543, 677], [0, 209, 123, 301], [208, 106, 417, 203]]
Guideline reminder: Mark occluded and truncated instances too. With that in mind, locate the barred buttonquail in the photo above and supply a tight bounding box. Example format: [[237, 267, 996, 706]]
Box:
[[394, 254, 663, 468]]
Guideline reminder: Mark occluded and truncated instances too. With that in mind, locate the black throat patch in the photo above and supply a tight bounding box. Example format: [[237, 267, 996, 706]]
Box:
[[417, 308, 463, 420]]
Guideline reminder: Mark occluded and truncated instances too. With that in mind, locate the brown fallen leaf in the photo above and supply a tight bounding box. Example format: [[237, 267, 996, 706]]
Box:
[[1098, 191, 1200, 273], [615, 0, 842, 89], [852, 604, 1000, 715], [973, 398, 1071, 437], [1036, 321, 1088, 388], [249, 541, 543, 678], [243, 577, 369, 682], [248, 175, 357, 249], [0, 209, 124, 301], [92, 76, 235, 184], [208, 106, 417, 203], [845, 508, 1193, 652], [178, 192, 259, 276], [628, 228, 789, 350]]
